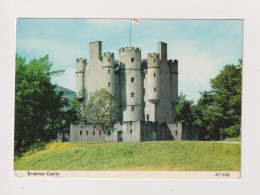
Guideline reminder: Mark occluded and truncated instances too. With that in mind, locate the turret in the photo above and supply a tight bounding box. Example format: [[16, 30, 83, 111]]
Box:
[[75, 58, 87, 102], [119, 47, 141, 70], [119, 47, 142, 121], [102, 52, 115, 95], [147, 53, 160, 104]]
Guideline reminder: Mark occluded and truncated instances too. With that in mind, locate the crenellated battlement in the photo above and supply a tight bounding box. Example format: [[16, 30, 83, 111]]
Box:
[[147, 53, 159, 68], [169, 59, 178, 73], [102, 52, 114, 63], [102, 52, 114, 58], [147, 53, 159, 59], [119, 47, 141, 53], [76, 58, 87, 64]]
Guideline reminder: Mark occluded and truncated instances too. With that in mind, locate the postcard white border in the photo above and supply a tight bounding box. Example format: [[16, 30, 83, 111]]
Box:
[[1, 0, 260, 194]]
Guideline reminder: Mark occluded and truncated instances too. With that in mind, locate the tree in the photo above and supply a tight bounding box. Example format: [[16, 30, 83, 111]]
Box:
[[83, 89, 119, 134], [174, 93, 195, 125], [195, 59, 242, 140], [53, 97, 81, 141], [15, 54, 66, 154]]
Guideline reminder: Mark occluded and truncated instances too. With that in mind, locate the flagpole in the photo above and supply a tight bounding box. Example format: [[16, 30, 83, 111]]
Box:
[[130, 19, 131, 48]]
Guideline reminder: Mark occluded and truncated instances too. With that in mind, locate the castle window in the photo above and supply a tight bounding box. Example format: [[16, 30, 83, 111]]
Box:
[[131, 92, 135, 97], [131, 77, 134, 82], [143, 89, 145, 95], [130, 129, 133, 134], [120, 122, 122, 125], [146, 114, 150, 121], [154, 73, 156, 77], [176, 131, 178, 135], [108, 82, 110, 87], [131, 58, 134, 62], [108, 130, 111, 136], [99, 131, 102, 135], [131, 107, 135, 111], [108, 59, 110, 62], [143, 101, 146, 108], [86, 131, 88, 135], [154, 59, 156, 62], [154, 88, 156, 92], [80, 131, 82, 135], [130, 121, 132, 125], [93, 131, 95, 136], [108, 69, 110, 73]]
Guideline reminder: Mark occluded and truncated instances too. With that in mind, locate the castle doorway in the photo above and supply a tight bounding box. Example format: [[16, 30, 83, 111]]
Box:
[[118, 131, 123, 142]]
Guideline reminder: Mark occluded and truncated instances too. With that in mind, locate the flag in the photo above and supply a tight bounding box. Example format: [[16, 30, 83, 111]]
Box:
[[132, 19, 139, 24]]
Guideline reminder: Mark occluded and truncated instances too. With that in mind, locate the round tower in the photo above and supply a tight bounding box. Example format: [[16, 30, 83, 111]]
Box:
[[147, 53, 160, 104], [102, 52, 115, 95], [75, 58, 87, 102], [119, 47, 142, 121]]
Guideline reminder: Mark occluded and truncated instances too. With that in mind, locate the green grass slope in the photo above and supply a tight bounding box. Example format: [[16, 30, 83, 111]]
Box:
[[14, 141, 240, 171]]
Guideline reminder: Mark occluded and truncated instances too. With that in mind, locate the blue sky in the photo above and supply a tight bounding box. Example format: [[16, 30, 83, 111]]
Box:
[[16, 19, 242, 101]]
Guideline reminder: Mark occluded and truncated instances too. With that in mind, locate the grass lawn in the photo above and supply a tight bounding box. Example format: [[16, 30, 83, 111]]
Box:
[[14, 141, 240, 171], [223, 137, 241, 142]]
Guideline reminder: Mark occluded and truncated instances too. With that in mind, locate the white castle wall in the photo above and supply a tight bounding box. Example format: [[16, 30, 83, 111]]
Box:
[[71, 41, 184, 142]]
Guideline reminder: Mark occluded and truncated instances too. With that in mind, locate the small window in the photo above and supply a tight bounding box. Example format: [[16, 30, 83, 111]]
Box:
[[130, 129, 133, 134], [131, 77, 134, 82], [154, 73, 156, 77], [120, 122, 122, 125], [131, 92, 135, 97], [146, 114, 150, 121], [131, 107, 135, 111], [99, 131, 102, 135], [143, 89, 145, 95], [154, 88, 156, 92], [108, 131, 111, 136], [176, 131, 178, 135], [108, 82, 110, 87], [108, 69, 110, 73], [80, 131, 82, 135], [108, 59, 110, 62], [86, 131, 88, 135], [130, 121, 132, 125], [143, 101, 146, 108], [131, 58, 134, 62], [154, 59, 156, 62], [93, 131, 95, 136]]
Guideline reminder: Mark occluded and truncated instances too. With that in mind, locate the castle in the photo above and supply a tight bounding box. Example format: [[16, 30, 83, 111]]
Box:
[[70, 41, 202, 142]]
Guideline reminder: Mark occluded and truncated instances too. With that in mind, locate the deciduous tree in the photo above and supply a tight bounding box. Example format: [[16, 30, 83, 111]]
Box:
[[83, 89, 119, 135]]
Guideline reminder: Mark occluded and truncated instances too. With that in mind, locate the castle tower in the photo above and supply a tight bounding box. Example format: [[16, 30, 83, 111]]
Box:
[[147, 53, 160, 104], [75, 58, 87, 102], [170, 59, 178, 106], [119, 47, 142, 121], [102, 52, 115, 95]]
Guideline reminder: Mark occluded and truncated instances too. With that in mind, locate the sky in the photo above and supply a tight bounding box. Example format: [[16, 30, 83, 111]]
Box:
[[16, 19, 242, 101]]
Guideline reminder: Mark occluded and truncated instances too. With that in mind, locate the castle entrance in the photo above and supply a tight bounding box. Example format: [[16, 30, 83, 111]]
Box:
[[118, 131, 123, 142]]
